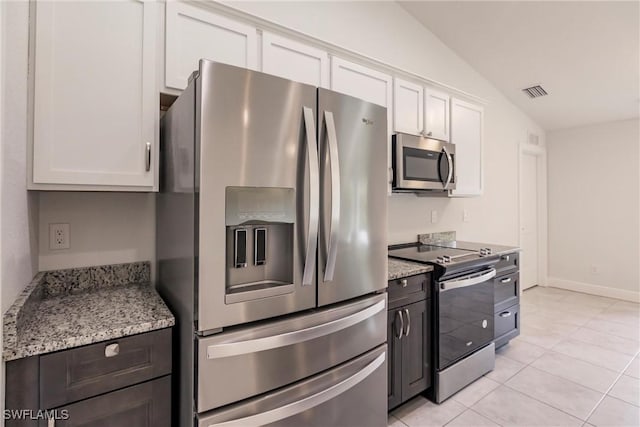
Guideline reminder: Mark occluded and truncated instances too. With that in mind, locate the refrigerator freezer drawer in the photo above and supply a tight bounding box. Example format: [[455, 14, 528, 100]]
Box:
[[197, 345, 387, 427], [197, 293, 387, 413]]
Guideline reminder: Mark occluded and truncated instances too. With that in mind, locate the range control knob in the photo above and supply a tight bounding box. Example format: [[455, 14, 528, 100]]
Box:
[[436, 256, 445, 264], [442, 255, 451, 263]]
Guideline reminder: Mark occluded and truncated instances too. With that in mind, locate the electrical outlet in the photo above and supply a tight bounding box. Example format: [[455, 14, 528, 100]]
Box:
[[463, 209, 470, 223], [49, 223, 70, 250], [431, 210, 438, 224]]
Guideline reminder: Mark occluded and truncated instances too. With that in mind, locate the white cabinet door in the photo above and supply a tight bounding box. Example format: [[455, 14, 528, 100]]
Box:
[[331, 57, 392, 110], [393, 78, 423, 135], [31, 0, 157, 189], [262, 32, 329, 88], [331, 57, 393, 191], [425, 88, 450, 142], [165, 2, 257, 90], [450, 98, 483, 197]]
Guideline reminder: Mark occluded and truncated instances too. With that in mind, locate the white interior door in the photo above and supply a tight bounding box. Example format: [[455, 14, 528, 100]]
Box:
[[520, 151, 539, 289]]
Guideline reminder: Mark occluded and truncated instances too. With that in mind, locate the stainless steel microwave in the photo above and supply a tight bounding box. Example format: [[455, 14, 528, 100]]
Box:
[[392, 133, 456, 193]]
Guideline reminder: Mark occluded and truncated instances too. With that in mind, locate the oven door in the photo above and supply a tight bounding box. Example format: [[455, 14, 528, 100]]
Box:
[[437, 268, 495, 370], [393, 133, 456, 191]]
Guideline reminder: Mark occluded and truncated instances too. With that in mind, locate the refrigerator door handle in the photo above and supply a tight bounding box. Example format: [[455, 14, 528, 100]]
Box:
[[302, 106, 319, 286], [206, 298, 385, 359], [323, 111, 341, 282], [203, 352, 386, 427]]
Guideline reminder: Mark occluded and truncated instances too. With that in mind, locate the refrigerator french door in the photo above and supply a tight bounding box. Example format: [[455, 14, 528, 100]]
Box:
[[317, 89, 388, 307]]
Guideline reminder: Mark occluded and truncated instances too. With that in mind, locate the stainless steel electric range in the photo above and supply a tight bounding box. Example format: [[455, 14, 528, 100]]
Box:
[[389, 242, 500, 403]]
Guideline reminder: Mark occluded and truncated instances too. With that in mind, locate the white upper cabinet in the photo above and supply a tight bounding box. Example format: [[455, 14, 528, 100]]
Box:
[[450, 98, 483, 197], [393, 78, 424, 135], [392, 80, 450, 142], [165, 2, 257, 90], [31, 0, 157, 190], [331, 57, 392, 110], [262, 32, 329, 88], [424, 88, 450, 142]]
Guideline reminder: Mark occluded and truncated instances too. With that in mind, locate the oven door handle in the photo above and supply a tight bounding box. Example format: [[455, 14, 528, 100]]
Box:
[[442, 146, 453, 189], [439, 269, 496, 292]]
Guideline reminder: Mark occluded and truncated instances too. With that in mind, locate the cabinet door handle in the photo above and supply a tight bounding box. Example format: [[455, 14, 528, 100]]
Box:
[[395, 310, 404, 339], [145, 142, 152, 172], [499, 311, 512, 318], [400, 279, 408, 288], [403, 308, 410, 336], [500, 277, 512, 283]]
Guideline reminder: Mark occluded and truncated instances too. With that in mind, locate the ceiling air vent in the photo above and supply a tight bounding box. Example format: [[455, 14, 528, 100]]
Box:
[[522, 85, 548, 98]]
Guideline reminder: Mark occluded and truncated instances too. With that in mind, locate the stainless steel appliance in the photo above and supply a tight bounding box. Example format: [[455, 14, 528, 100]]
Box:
[[388, 243, 498, 403], [158, 60, 388, 426], [392, 133, 456, 193]]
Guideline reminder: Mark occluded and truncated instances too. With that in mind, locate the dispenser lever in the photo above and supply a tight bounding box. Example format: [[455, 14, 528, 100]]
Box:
[[234, 229, 248, 268]]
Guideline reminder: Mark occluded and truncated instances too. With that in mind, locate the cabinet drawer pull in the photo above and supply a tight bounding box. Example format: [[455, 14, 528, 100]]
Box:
[[500, 278, 512, 283], [105, 343, 120, 358], [499, 311, 512, 318], [400, 279, 408, 288], [502, 255, 510, 261]]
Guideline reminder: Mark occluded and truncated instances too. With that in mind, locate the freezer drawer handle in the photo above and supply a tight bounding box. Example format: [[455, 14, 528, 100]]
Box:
[[205, 352, 386, 427], [439, 269, 496, 292], [302, 106, 319, 286], [323, 111, 341, 282], [206, 299, 386, 359]]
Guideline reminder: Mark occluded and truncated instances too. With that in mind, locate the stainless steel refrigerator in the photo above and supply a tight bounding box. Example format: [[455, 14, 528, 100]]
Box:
[[158, 60, 388, 427]]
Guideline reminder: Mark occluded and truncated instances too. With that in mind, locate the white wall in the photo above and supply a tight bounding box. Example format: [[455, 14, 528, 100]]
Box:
[[1, 2, 39, 421], [38, 192, 156, 275], [220, 1, 546, 248], [548, 119, 640, 301]]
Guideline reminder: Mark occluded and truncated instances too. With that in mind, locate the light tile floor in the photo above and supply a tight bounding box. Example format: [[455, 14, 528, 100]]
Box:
[[389, 286, 640, 427]]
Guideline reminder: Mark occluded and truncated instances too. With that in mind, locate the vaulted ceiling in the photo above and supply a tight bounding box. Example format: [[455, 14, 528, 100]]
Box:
[[398, 1, 640, 131]]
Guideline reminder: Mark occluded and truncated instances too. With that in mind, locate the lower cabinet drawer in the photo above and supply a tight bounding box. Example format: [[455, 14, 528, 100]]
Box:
[[42, 376, 171, 427], [494, 271, 519, 313], [494, 304, 520, 348], [388, 274, 429, 310], [40, 328, 172, 409]]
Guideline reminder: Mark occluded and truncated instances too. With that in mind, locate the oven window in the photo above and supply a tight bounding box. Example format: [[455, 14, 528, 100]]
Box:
[[402, 147, 441, 182], [438, 278, 494, 370]]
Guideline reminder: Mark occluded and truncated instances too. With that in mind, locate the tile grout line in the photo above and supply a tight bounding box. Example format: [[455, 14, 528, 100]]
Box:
[[582, 348, 640, 423]]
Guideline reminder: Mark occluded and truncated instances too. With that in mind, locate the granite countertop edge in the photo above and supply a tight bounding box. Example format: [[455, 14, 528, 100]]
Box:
[[3, 262, 175, 362], [388, 258, 434, 280]]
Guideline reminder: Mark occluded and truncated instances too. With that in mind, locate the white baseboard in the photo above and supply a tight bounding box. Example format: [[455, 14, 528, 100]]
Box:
[[546, 277, 640, 303]]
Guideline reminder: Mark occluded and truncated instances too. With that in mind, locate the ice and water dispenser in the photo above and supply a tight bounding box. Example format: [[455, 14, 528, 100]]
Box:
[[225, 187, 295, 304]]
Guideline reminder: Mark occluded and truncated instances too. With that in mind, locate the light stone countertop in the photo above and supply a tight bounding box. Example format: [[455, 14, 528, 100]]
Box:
[[3, 262, 174, 361], [388, 258, 433, 281]]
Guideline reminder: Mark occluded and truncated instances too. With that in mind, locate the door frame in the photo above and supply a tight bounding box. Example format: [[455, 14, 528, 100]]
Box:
[[518, 139, 548, 290]]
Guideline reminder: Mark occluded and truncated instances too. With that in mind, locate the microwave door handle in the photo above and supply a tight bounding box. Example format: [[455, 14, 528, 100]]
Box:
[[302, 107, 319, 286], [442, 146, 453, 189], [323, 111, 341, 282]]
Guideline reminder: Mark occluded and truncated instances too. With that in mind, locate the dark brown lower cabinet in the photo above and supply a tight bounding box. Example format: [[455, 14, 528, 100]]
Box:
[[6, 328, 172, 427], [45, 376, 171, 427], [387, 299, 431, 410]]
